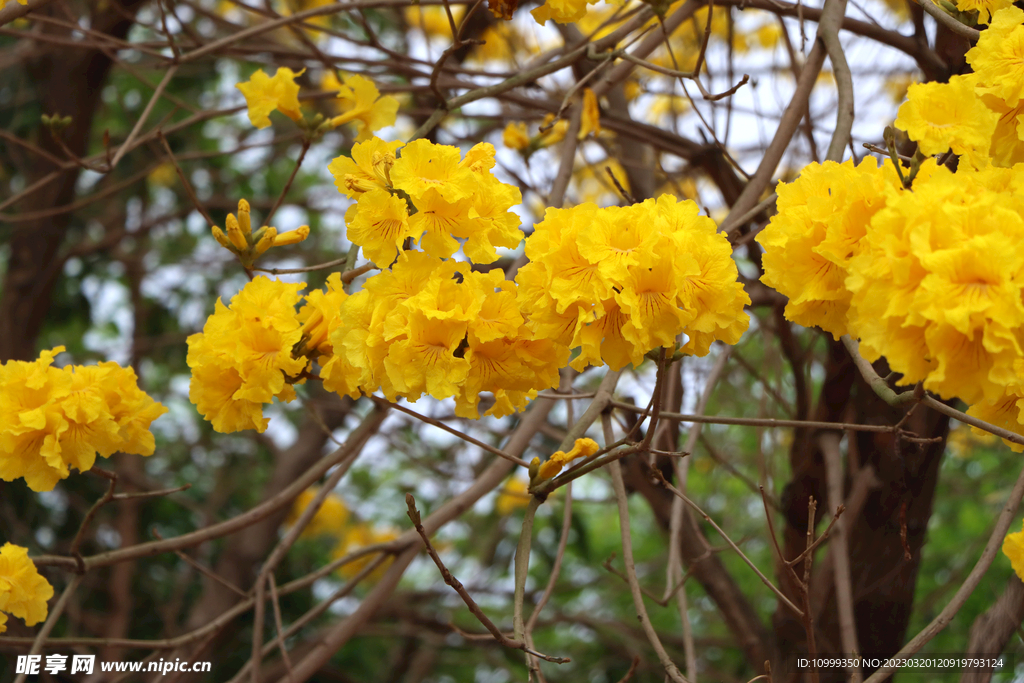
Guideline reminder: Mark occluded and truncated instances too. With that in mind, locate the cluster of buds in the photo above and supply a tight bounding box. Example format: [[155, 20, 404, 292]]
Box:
[[211, 199, 310, 269]]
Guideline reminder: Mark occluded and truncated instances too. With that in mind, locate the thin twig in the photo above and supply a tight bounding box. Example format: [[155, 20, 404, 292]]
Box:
[[407, 495, 569, 663]]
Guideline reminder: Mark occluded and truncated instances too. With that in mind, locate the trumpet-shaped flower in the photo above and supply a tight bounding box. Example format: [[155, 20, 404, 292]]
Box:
[[236, 67, 304, 129], [328, 137, 403, 198], [328, 73, 399, 141]]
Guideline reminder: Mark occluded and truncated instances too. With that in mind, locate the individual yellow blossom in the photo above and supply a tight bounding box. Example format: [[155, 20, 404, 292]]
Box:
[[0, 544, 53, 633], [390, 139, 477, 204], [967, 385, 1024, 453], [346, 188, 415, 267], [0, 348, 167, 492], [894, 75, 997, 163], [578, 88, 601, 140], [285, 487, 350, 537], [236, 67, 304, 129], [537, 437, 600, 480], [1003, 519, 1024, 581], [503, 122, 531, 151], [461, 174, 524, 264], [538, 113, 570, 148], [409, 189, 474, 260], [327, 73, 399, 141], [382, 311, 471, 401], [952, 0, 1011, 23], [328, 137, 403, 198], [968, 7, 1024, 107], [981, 94, 1024, 167], [187, 277, 307, 433]]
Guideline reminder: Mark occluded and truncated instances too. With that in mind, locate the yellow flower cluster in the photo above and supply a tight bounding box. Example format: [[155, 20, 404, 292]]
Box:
[[320, 251, 566, 418], [757, 158, 902, 340], [329, 137, 524, 267], [187, 277, 309, 433], [516, 195, 750, 371], [895, 8, 1024, 168], [0, 544, 53, 634], [0, 348, 167, 492], [760, 157, 1024, 447]]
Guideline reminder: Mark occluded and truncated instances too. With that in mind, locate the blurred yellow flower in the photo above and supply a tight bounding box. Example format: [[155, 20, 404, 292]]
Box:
[[1003, 519, 1024, 581], [286, 487, 350, 537]]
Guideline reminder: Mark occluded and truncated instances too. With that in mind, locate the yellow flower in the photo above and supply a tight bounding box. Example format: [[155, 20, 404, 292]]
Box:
[[496, 477, 530, 515], [297, 272, 349, 356], [236, 67, 304, 129], [578, 88, 601, 140], [953, 0, 1011, 23], [0, 544, 53, 633], [531, 0, 597, 24], [968, 7, 1024, 107], [328, 137, 403, 198], [383, 310, 471, 401], [0, 348, 167, 492], [391, 139, 477, 204], [1003, 519, 1024, 581], [967, 386, 1024, 453], [346, 188, 414, 267], [285, 487, 349, 537], [409, 189, 474, 259], [328, 74, 399, 141], [331, 524, 397, 581], [503, 122, 531, 151], [894, 75, 997, 163], [757, 158, 901, 340], [537, 113, 569, 148], [536, 437, 600, 480], [404, 5, 462, 37], [187, 277, 306, 433]]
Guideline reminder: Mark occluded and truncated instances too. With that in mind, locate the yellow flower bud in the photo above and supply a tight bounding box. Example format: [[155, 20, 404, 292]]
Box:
[[237, 199, 252, 237], [212, 225, 233, 250], [225, 213, 249, 251], [272, 225, 310, 247], [252, 227, 278, 258]]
